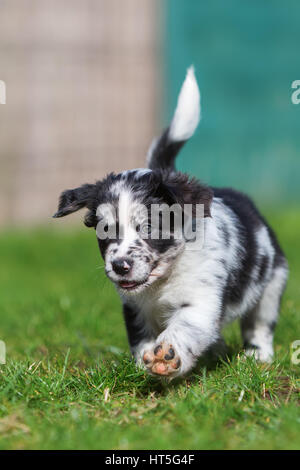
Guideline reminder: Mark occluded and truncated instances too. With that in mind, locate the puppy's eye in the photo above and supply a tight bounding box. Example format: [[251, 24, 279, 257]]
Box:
[[141, 223, 151, 235]]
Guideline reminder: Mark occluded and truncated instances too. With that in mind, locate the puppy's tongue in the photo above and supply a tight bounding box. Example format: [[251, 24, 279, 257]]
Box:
[[119, 281, 138, 289]]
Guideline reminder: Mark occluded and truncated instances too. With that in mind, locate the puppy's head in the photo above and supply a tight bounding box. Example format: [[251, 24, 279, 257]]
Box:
[[54, 67, 212, 294], [54, 169, 212, 295]]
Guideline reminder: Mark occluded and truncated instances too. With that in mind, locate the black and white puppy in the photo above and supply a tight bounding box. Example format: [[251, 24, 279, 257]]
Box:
[[54, 67, 288, 378]]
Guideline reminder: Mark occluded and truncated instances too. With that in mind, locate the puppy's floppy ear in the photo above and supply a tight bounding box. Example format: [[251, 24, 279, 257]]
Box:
[[53, 183, 96, 219], [158, 171, 213, 218]]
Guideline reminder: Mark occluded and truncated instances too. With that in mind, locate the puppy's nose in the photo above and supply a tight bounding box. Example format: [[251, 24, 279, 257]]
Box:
[[112, 257, 133, 276]]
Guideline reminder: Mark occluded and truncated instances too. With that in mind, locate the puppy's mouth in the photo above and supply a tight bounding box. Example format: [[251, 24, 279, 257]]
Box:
[[118, 279, 148, 291]]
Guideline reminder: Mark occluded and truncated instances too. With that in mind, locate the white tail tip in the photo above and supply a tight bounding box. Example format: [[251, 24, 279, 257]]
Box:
[[169, 66, 201, 142]]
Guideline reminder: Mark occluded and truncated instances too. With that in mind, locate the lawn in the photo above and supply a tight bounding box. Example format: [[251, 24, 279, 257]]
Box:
[[0, 209, 299, 450]]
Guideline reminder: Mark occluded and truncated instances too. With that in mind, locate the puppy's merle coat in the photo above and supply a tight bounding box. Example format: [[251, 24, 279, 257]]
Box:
[[54, 67, 288, 378]]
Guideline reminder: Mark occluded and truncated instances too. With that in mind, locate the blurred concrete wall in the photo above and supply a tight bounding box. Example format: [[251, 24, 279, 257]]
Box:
[[0, 0, 160, 226]]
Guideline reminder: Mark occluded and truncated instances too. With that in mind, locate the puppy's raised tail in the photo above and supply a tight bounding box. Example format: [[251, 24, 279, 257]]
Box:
[[147, 66, 201, 171]]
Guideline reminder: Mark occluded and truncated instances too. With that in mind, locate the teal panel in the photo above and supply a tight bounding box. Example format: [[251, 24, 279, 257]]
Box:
[[164, 0, 300, 204]]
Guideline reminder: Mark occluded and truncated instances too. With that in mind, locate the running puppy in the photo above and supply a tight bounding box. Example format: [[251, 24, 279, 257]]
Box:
[[54, 67, 288, 378]]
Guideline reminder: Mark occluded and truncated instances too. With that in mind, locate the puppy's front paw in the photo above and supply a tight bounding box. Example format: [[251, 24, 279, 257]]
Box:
[[143, 342, 181, 377]]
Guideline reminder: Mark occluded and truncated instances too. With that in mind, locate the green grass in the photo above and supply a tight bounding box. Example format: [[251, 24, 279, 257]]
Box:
[[0, 210, 299, 450]]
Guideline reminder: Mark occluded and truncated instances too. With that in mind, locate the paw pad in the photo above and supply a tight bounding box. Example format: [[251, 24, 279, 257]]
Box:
[[143, 342, 181, 377]]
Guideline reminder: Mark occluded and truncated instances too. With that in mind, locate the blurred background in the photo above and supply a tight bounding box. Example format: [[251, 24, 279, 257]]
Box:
[[0, 0, 300, 227]]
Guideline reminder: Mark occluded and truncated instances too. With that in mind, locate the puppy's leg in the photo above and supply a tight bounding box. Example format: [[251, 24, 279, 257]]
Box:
[[241, 264, 287, 362], [202, 336, 228, 363], [143, 293, 222, 378], [122, 303, 155, 366]]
